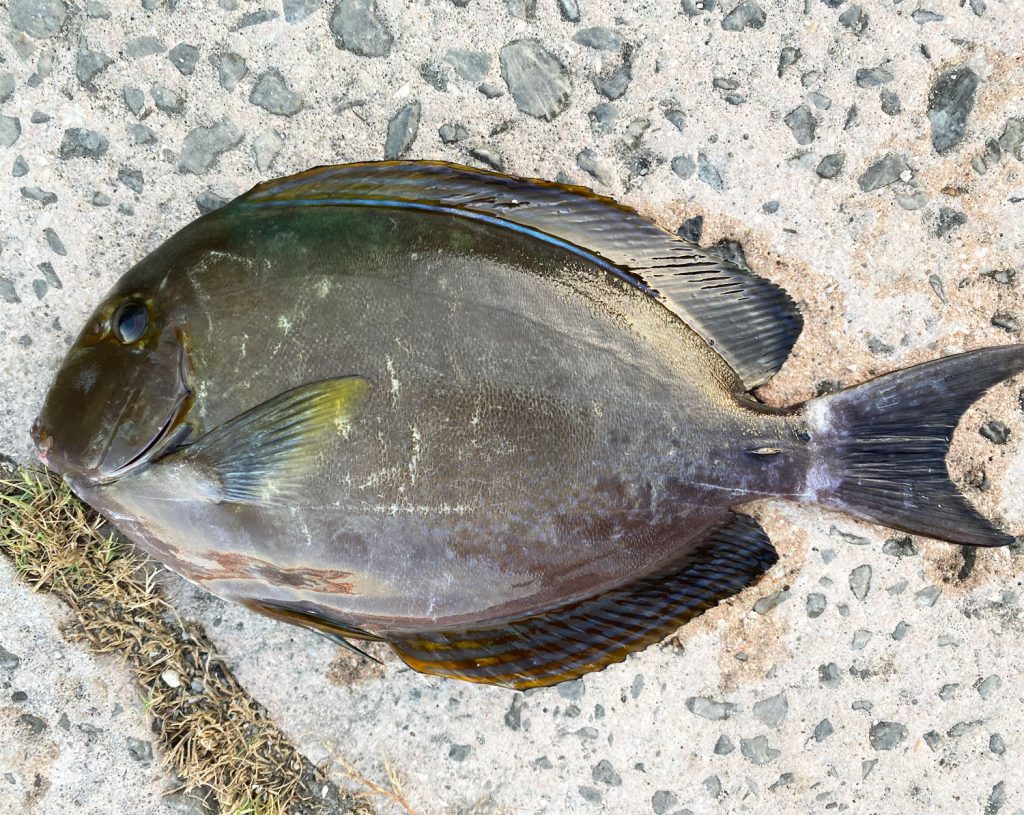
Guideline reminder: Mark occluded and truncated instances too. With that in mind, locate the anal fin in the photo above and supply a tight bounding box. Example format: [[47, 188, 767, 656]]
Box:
[[387, 512, 778, 689]]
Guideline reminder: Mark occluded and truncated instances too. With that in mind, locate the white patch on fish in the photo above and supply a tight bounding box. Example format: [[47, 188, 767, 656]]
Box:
[[803, 396, 839, 502], [73, 364, 98, 393], [385, 354, 400, 407]]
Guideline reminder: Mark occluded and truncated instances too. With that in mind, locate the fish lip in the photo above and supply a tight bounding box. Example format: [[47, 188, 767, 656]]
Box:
[[94, 345, 195, 485]]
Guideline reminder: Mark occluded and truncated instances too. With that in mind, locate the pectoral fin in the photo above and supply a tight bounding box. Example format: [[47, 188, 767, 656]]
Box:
[[167, 376, 371, 505], [386, 512, 778, 689]]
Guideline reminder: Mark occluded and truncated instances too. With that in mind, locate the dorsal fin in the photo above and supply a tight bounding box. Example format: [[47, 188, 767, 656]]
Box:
[[233, 161, 802, 390]]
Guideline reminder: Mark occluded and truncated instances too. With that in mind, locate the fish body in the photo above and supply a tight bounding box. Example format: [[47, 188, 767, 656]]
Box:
[[33, 162, 1022, 688]]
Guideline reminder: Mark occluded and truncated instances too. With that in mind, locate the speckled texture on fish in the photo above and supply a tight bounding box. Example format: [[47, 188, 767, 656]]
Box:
[[1, 0, 1023, 813]]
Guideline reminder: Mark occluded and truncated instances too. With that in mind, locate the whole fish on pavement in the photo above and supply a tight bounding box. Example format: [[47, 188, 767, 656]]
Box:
[[31, 161, 1023, 689]]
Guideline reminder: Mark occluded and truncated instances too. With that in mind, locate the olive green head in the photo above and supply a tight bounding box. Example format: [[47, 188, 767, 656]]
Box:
[[32, 278, 195, 487]]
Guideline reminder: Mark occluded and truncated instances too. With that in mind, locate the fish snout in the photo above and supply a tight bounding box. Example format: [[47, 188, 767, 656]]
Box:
[[31, 416, 52, 465]]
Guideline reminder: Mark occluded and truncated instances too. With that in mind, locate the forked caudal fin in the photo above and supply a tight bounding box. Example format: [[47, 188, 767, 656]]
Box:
[[803, 344, 1024, 547]]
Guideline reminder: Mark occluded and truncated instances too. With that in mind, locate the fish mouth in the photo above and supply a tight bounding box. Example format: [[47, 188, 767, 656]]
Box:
[[98, 347, 195, 483]]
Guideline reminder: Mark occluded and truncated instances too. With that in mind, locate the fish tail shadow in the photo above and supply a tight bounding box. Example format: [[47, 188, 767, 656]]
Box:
[[801, 344, 1024, 547]]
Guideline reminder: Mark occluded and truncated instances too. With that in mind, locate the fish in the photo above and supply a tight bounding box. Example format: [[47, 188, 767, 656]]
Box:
[[31, 160, 1022, 690]]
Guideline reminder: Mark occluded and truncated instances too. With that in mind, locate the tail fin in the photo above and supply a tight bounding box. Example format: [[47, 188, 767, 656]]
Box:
[[804, 344, 1024, 547]]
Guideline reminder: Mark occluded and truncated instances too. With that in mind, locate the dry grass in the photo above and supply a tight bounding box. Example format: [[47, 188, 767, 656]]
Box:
[[0, 466, 374, 815]]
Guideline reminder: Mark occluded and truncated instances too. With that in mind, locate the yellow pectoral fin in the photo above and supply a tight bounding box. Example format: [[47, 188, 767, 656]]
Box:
[[163, 376, 371, 505]]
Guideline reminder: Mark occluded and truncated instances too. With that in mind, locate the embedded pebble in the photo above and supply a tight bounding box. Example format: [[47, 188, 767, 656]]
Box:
[[869, 721, 907, 750], [591, 759, 621, 786], [883, 536, 917, 557], [651, 790, 678, 814], [806, 592, 826, 617], [283, 0, 319, 22], [42, 228, 66, 255], [721, 0, 766, 31], [935, 207, 966, 237], [814, 719, 834, 741], [0, 73, 14, 104], [740, 735, 780, 765], [839, 5, 868, 35], [233, 9, 279, 30], [855, 66, 892, 88], [990, 733, 1006, 755], [195, 190, 231, 214], [0, 644, 20, 670], [713, 734, 734, 755], [76, 39, 113, 88], [123, 87, 145, 117], [697, 153, 724, 190], [152, 85, 186, 115], [915, 586, 941, 607], [500, 40, 571, 121], [438, 123, 469, 144], [0, 115, 20, 148], [850, 565, 871, 600], [677, 215, 703, 243], [130, 125, 157, 146], [331, 0, 394, 58], [116, 167, 143, 194], [557, 0, 579, 21], [578, 786, 601, 803], [507, 0, 536, 19], [753, 588, 789, 614], [576, 148, 615, 187], [574, 27, 623, 51], [784, 105, 817, 145], [126, 737, 153, 763], [752, 693, 788, 728], [9, 0, 67, 38], [596, 62, 631, 101], [468, 146, 504, 172], [819, 662, 842, 687], [59, 128, 108, 160], [816, 153, 845, 179], [979, 421, 1010, 445], [444, 49, 491, 82], [929, 66, 979, 154], [253, 129, 284, 172], [977, 674, 1001, 699], [179, 119, 243, 174], [778, 47, 800, 78], [685, 696, 735, 720], [210, 52, 248, 90], [125, 37, 165, 59], [169, 43, 201, 76], [858, 152, 910, 191], [12, 156, 29, 176], [250, 70, 304, 116], [384, 101, 420, 159], [448, 743, 471, 761], [880, 89, 902, 116], [671, 155, 696, 180], [22, 186, 57, 205]]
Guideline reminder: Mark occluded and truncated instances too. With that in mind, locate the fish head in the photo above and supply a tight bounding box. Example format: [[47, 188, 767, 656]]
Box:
[[33, 290, 195, 486]]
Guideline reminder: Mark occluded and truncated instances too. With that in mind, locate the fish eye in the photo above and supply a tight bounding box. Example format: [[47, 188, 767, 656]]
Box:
[[112, 300, 149, 344]]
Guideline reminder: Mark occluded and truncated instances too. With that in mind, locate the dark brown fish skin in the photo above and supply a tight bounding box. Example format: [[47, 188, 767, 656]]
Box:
[[32, 162, 1021, 689], [36, 198, 807, 630]]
